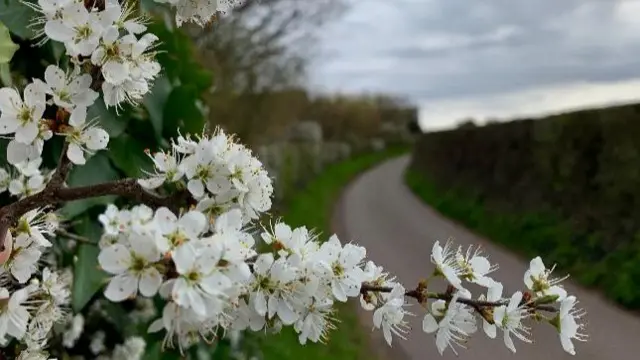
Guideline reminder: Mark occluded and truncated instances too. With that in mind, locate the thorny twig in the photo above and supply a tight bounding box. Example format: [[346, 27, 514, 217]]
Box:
[[0, 178, 192, 250], [360, 284, 558, 313]]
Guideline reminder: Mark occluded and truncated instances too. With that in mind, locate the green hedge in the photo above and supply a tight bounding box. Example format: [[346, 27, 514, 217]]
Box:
[[408, 103, 640, 309]]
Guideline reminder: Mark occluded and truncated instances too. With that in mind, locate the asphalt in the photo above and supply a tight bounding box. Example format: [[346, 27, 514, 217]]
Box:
[[332, 154, 640, 360]]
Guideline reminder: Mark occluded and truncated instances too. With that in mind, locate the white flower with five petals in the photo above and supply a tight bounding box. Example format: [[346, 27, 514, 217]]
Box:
[[553, 296, 587, 355], [62, 106, 109, 165], [524, 256, 568, 302], [0, 84, 46, 144], [493, 291, 532, 353], [0, 286, 34, 342], [423, 293, 478, 355], [138, 150, 183, 189], [44, 2, 104, 56], [171, 243, 232, 317], [315, 235, 366, 302], [431, 240, 464, 290], [479, 283, 503, 339], [372, 284, 410, 346], [152, 208, 207, 254], [98, 233, 163, 301], [33, 65, 98, 110]]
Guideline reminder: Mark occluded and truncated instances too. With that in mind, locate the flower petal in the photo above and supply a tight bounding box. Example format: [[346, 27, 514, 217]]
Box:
[[68, 106, 87, 127], [98, 244, 131, 274], [139, 267, 162, 297], [0, 88, 21, 114], [67, 143, 86, 165], [84, 127, 109, 150], [422, 314, 438, 333], [44, 65, 65, 90], [104, 274, 138, 302]]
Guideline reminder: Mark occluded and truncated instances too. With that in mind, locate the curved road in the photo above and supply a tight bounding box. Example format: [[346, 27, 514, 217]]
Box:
[[332, 155, 640, 360]]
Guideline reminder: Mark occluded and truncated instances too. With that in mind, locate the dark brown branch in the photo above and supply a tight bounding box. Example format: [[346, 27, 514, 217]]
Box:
[[0, 178, 191, 250], [49, 142, 73, 188], [360, 284, 557, 312]]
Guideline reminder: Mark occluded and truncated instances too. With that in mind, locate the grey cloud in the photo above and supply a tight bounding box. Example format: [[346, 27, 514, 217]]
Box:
[[311, 0, 640, 104]]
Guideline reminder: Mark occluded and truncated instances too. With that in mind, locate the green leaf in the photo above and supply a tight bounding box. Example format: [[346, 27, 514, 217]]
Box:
[[0, 0, 36, 39], [0, 21, 18, 63], [180, 66, 213, 94], [61, 152, 119, 219], [163, 85, 205, 138], [88, 97, 129, 138], [72, 219, 107, 312], [143, 75, 173, 139], [108, 134, 151, 177], [0, 63, 11, 87]]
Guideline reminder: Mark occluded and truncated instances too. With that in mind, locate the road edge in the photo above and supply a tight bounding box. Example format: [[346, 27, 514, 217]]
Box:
[[331, 155, 414, 360]]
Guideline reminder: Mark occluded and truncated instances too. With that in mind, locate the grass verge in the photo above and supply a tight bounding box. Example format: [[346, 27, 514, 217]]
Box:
[[259, 146, 409, 360], [405, 168, 640, 309]]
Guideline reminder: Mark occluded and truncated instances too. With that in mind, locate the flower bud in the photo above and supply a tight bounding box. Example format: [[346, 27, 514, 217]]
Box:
[[0, 230, 13, 265]]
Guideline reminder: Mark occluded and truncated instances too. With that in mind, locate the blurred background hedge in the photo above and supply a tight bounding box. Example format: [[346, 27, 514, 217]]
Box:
[[409, 103, 640, 309]]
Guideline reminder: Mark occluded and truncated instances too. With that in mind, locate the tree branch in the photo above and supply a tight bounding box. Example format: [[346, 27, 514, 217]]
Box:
[[49, 142, 73, 188], [360, 284, 557, 312], [0, 179, 192, 250]]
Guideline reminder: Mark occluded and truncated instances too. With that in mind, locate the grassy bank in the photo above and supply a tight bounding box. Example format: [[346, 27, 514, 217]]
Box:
[[259, 146, 409, 360], [405, 168, 640, 309]]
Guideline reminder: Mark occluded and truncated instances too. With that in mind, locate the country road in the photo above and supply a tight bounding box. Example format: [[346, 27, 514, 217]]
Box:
[[332, 154, 640, 360]]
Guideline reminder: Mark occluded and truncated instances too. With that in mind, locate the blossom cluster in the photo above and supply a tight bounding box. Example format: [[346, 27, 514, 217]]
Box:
[[154, 0, 241, 27], [423, 241, 587, 355], [96, 201, 369, 349], [31, 0, 160, 108], [0, 208, 74, 357], [138, 129, 273, 223]]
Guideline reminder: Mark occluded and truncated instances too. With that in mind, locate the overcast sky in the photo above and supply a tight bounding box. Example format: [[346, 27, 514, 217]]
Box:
[[308, 0, 640, 130]]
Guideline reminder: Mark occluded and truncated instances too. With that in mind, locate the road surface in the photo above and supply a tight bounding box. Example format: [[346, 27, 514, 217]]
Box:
[[332, 155, 640, 360]]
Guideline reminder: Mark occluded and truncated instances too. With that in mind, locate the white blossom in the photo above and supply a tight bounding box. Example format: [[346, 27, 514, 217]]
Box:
[[90, 331, 106, 355], [4, 234, 44, 283], [455, 245, 497, 287], [479, 283, 503, 339], [431, 240, 464, 290], [294, 298, 336, 345], [0, 84, 46, 144], [33, 65, 98, 109], [138, 149, 183, 189], [62, 313, 84, 348], [111, 336, 146, 360], [62, 106, 109, 165], [14, 208, 57, 248], [0, 286, 33, 342], [154, 0, 240, 27], [524, 256, 568, 301], [315, 235, 366, 302], [171, 243, 232, 317], [554, 296, 587, 355], [493, 291, 532, 353], [98, 233, 163, 301], [152, 207, 207, 254], [44, 2, 104, 56], [423, 293, 477, 355], [6, 139, 43, 166], [372, 284, 410, 346]]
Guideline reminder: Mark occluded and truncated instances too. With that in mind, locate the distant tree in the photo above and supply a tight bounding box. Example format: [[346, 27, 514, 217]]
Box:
[[407, 118, 422, 134], [457, 118, 478, 129]]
